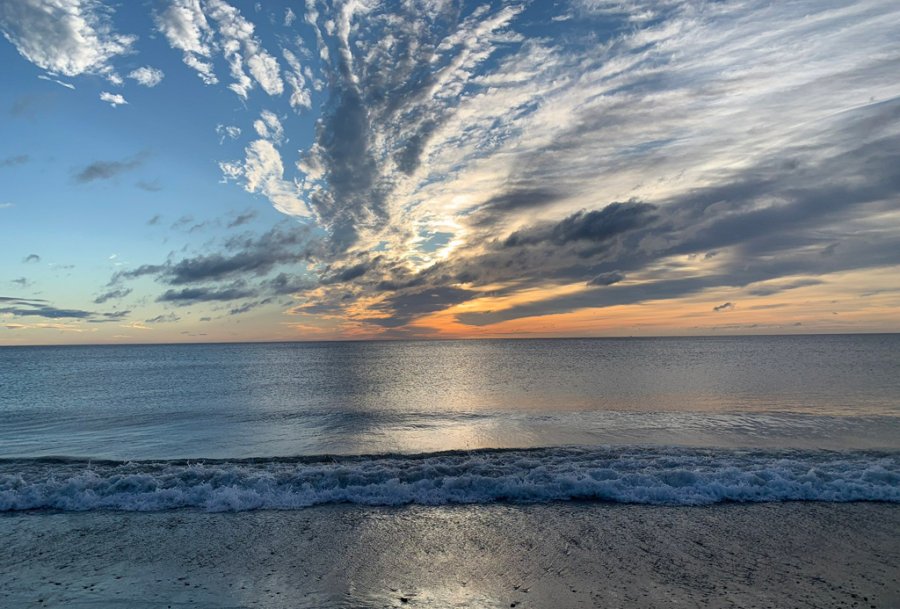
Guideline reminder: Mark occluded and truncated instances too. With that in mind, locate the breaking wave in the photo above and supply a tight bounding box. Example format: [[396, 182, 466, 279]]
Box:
[[1, 447, 897, 512]]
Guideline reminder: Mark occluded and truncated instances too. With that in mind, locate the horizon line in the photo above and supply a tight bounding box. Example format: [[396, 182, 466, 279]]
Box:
[[1, 330, 897, 349]]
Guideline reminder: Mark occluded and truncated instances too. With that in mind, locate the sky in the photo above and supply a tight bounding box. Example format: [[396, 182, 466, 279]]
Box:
[[1, 0, 899, 345]]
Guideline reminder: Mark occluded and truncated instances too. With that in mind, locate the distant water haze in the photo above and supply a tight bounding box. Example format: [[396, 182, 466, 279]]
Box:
[[1, 334, 898, 460]]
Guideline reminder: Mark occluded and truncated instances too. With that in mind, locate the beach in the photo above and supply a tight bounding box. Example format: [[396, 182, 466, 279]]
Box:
[[3, 502, 897, 608]]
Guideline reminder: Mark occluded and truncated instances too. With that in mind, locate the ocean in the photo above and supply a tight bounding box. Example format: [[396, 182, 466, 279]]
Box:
[[1, 334, 898, 511]]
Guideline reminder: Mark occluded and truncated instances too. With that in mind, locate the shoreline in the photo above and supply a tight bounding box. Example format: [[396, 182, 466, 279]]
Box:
[[2, 502, 898, 608]]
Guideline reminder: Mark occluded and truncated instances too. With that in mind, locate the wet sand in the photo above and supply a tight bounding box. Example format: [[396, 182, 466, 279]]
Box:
[[2, 502, 898, 608]]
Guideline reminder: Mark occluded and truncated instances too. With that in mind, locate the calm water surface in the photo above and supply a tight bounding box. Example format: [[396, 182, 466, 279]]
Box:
[[1, 335, 898, 460]]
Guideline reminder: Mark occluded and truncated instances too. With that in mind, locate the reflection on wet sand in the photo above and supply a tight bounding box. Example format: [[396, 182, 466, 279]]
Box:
[[5, 503, 897, 608]]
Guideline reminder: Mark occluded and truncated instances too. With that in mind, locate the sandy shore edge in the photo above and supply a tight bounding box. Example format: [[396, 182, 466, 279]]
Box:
[[2, 502, 898, 608]]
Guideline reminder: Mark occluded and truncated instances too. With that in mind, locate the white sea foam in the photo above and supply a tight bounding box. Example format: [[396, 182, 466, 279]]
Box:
[[0, 448, 897, 512]]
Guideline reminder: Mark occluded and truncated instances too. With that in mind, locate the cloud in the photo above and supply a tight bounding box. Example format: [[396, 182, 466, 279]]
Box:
[[109, 225, 321, 311], [249, 0, 899, 331], [228, 299, 271, 315], [0, 203, 13, 209], [93, 287, 132, 304], [145, 313, 181, 323], [87, 310, 131, 323], [0, 154, 29, 167], [23, 254, 40, 263], [74, 154, 144, 183], [220, 139, 309, 216], [227, 209, 257, 228], [6, 0, 898, 336], [216, 124, 241, 143], [503, 202, 656, 247], [154, 0, 218, 85], [157, 285, 256, 304], [99, 91, 127, 107], [203, 0, 284, 98], [128, 66, 164, 87], [282, 48, 310, 111], [588, 272, 625, 287], [0, 0, 134, 80], [37, 74, 75, 89], [10, 277, 32, 288], [713, 302, 735, 313], [746, 279, 824, 297], [253, 110, 283, 143], [0, 303, 92, 319], [0, 296, 137, 324]]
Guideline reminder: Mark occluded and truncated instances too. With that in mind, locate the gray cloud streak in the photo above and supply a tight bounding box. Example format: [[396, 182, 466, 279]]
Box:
[[74, 153, 146, 183]]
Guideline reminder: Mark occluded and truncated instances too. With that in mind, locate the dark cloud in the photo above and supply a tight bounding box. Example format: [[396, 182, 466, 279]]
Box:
[[0, 304, 92, 319], [10, 277, 31, 288], [157, 286, 257, 304], [74, 154, 145, 183], [227, 210, 257, 228], [266, 273, 315, 295], [111, 264, 166, 283], [23, 254, 40, 263], [145, 313, 181, 323], [87, 311, 131, 323], [165, 228, 315, 285], [110, 226, 320, 315], [93, 287, 132, 304], [588, 271, 624, 286], [0, 154, 29, 168], [364, 286, 474, 328], [229, 299, 273, 315], [713, 302, 734, 312], [0, 296, 46, 305], [503, 202, 657, 248], [322, 261, 372, 284], [0, 296, 124, 323], [147, 214, 162, 226]]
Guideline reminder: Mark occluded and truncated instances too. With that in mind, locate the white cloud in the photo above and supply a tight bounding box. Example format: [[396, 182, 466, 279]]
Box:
[[253, 110, 283, 143], [128, 66, 164, 87], [284, 7, 296, 27], [216, 123, 241, 144], [205, 0, 283, 98], [0, 0, 134, 80], [155, 0, 218, 84], [37, 74, 75, 89], [0, 202, 14, 209], [220, 139, 309, 217], [282, 48, 311, 110], [99, 91, 127, 107]]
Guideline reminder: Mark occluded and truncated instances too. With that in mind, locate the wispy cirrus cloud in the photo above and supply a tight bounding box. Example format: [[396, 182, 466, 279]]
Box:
[[4, 0, 897, 337], [258, 0, 900, 333]]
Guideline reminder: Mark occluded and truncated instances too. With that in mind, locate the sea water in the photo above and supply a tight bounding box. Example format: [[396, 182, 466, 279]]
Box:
[[1, 335, 898, 510]]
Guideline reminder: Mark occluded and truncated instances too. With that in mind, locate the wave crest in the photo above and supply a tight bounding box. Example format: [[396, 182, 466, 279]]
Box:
[[1, 447, 897, 512]]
